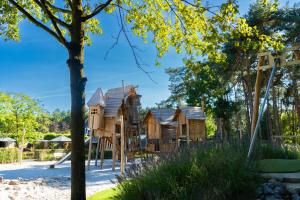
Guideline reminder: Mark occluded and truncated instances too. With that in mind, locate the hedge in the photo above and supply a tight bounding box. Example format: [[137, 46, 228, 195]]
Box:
[[0, 148, 18, 163]]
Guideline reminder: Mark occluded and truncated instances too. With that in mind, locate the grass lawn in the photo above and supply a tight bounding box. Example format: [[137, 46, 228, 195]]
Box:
[[88, 188, 118, 200], [259, 159, 300, 173]]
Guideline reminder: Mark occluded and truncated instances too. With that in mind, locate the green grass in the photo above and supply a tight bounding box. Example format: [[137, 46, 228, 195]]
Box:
[[88, 188, 118, 200], [259, 159, 300, 173]]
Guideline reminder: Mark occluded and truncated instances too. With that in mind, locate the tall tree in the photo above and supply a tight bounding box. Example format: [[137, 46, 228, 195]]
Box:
[[1, 0, 243, 199]]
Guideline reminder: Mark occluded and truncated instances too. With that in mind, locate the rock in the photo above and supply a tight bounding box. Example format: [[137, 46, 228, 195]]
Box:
[[8, 180, 19, 185], [291, 193, 300, 200], [269, 179, 278, 184], [265, 194, 281, 200]]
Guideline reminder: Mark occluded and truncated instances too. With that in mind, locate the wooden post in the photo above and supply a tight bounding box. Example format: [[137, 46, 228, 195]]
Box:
[[112, 131, 116, 171], [100, 138, 105, 169], [186, 118, 190, 145], [95, 136, 100, 166], [251, 68, 263, 138], [120, 115, 125, 176], [87, 130, 93, 170]]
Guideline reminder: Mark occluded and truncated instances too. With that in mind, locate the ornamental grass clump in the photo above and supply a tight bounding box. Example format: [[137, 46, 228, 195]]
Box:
[[115, 142, 261, 200]]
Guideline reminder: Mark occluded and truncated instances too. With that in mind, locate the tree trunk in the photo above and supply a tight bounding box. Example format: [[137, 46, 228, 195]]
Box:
[[68, 53, 87, 200], [251, 69, 263, 138], [291, 70, 300, 130], [68, 2, 87, 199], [272, 87, 280, 136]]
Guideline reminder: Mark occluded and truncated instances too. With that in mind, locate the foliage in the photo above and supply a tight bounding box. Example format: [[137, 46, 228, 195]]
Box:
[[253, 142, 300, 160], [49, 109, 71, 133], [88, 188, 118, 200], [205, 112, 217, 138], [34, 149, 55, 161], [116, 142, 260, 200], [0, 92, 44, 146], [259, 159, 300, 173], [0, 147, 18, 163]]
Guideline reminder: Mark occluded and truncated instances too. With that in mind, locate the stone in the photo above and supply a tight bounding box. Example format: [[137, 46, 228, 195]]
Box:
[[265, 194, 281, 200], [8, 180, 19, 185], [291, 193, 300, 200], [269, 179, 278, 184], [0, 176, 3, 183]]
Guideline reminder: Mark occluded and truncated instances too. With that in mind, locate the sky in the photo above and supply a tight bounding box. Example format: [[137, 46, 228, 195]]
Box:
[[0, 0, 297, 112]]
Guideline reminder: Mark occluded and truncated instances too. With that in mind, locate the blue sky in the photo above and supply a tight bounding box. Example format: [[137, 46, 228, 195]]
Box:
[[0, 0, 295, 112]]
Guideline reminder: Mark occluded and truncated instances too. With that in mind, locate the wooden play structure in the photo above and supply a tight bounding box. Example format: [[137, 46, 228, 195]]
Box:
[[87, 85, 141, 175], [248, 44, 300, 158], [144, 107, 206, 153], [144, 108, 177, 153], [174, 107, 206, 145]]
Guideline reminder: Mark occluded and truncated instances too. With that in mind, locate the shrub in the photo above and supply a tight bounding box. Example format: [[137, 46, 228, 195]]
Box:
[[116, 142, 261, 200], [23, 152, 35, 160], [253, 142, 299, 160], [0, 148, 18, 163], [34, 149, 55, 161]]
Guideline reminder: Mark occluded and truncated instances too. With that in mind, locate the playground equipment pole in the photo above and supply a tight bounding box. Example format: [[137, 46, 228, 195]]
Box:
[[247, 59, 279, 159]]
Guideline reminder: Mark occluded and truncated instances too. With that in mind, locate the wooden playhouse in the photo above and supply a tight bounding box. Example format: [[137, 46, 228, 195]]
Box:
[[144, 108, 177, 153], [173, 107, 206, 145], [144, 107, 206, 153], [87, 85, 141, 173]]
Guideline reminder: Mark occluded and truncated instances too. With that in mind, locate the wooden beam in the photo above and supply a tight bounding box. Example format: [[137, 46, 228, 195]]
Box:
[[95, 136, 100, 166], [87, 130, 93, 170], [186, 118, 190, 145], [100, 138, 105, 169], [120, 115, 125, 176], [112, 131, 116, 171]]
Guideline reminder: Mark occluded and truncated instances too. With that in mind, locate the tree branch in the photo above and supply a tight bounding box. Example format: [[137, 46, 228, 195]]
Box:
[[45, 1, 72, 14], [82, 0, 113, 21], [8, 0, 63, 45], [117, 6, 157, 83], [34, 0, 71, 29], [40, 0, 69, 47]]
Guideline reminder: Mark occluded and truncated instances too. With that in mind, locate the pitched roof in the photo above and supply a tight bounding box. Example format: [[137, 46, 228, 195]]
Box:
[[105, 85, 136, 98], [0, 137, 16, 142], [87, 88, 105, 107], [50, 136, 71, 142], [179, 107, 206, 120], [87, 85, 138, 117], [150, 108, 176, 125]]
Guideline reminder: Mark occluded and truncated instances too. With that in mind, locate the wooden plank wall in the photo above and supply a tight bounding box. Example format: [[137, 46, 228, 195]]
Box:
[[147, 115, 160, 139], [189, 119, 205, 141]]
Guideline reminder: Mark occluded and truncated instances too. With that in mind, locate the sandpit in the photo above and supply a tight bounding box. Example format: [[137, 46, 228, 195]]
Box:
[[0, 160, 119, 200]]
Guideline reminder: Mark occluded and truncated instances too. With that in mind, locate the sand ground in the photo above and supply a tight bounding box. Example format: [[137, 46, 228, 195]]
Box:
[[0, 160, 119, 200]]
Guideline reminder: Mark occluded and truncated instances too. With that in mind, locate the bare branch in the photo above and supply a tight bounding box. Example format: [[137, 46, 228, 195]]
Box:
[[117, 5, 157, 84], [82, 0, 113, 21], [8, 0, 63, 46]]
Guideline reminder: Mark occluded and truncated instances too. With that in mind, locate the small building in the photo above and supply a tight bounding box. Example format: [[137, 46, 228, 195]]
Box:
[[0, 137, 16, 148], [144, 108, 177, 153], [50, 136, 71, 149], [144, 107, 206, 153], [173, 107, 206, 144]]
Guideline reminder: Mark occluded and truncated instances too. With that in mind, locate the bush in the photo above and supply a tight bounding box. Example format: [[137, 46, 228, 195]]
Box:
[[23, 152, 35, 160], [0, 148, 18, 163], [253, 142, 299, 160], [34, 149, 55, 161], [116, 142, 261, 200]]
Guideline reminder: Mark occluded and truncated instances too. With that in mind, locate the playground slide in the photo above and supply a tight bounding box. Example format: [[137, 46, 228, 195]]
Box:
[[50, 137, 92, 168]]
